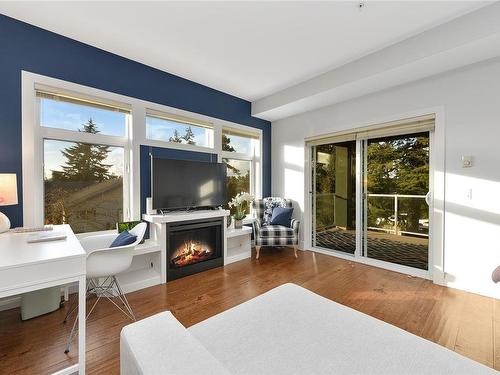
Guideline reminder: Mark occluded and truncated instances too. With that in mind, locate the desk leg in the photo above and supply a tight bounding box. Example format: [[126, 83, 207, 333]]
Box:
[[78, 275, 86, 374]]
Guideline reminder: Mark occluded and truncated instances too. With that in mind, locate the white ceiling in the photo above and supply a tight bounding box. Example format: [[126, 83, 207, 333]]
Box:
[[0, 1, 488, 101]]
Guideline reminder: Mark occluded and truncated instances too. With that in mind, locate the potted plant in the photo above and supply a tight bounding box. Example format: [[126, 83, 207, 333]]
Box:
[[228, 192, 253, 229]]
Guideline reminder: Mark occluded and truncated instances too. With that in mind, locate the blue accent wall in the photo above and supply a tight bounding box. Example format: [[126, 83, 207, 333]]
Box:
[[0, 14, 271, 227]]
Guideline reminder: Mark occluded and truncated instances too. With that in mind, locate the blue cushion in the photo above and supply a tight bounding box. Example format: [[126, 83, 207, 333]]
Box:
[[270, 207, 294, 227], [110, 229, 137, 248]]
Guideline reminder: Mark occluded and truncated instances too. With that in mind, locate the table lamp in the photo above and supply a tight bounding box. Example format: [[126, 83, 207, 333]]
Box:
[[0, 173, 18, 233]]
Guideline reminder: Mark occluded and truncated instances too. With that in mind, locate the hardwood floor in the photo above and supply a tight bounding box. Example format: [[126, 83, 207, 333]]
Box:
[[1, 247, 499, 374]]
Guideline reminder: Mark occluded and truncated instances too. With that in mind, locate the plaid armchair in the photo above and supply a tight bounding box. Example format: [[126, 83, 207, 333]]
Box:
[[252, 197, 300, 259]]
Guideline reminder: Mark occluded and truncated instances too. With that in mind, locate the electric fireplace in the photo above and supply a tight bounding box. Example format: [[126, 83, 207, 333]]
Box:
[[166, 218, 223, 281]]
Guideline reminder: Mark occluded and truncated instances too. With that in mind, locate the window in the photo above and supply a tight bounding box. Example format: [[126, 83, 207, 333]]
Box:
[[37, 91, 130, 233], [24, 73, 264, 234], [38, 91, 128, 136], [146, 112, 214, 148], [222, 128, 261, 215], [222, 128, 257, 154], [223, 158, 251, 214]]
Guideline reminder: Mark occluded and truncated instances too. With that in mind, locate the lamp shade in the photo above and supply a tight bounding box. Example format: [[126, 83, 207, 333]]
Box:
[[0, 173, 18, 206]]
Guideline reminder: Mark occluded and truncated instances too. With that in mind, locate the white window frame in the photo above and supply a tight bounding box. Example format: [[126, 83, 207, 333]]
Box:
[[221, 127, 263, 202], [145, 109, 215, 151], [21, 71, 263, 232]]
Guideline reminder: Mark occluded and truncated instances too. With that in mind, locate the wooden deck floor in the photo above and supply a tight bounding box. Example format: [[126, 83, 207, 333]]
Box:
[[0, 247, 498, 374]]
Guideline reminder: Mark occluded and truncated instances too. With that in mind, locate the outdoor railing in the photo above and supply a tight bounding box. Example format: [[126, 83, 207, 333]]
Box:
[[314, 193, 429, 238], [367, 193, 428, 238]]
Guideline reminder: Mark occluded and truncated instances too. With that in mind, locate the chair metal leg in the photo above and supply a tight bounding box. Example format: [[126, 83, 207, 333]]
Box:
[[113, 276, 136, 321], [63, 279, 91, 323], [64, 311, 79, 353], [63, 295, 77, 324], [63, 276, 136, 353]]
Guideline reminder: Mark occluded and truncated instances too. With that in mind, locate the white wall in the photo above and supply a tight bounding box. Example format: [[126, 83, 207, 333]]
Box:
[[272, 57, 500, 299]]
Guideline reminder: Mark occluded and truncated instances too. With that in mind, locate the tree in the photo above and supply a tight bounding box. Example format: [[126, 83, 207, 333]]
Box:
[[222, 134, 235, 152], [52, 118, 114, 182], [182, 126, 196, 145], [366, 134, 429, 233], [169, 129, 182, 143]]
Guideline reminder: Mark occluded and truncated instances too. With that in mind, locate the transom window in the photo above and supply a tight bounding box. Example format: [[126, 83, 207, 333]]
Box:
[[38, 91, 129, 136], [146, 111, 214, 148], [222, 128, 258, 154]]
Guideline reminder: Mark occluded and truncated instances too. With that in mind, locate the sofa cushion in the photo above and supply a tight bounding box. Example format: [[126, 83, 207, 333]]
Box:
[[261, 197, 290, 226], [270, 207, 294, 227], [259, 225, 295, 238], [110, 230, 137, 248]]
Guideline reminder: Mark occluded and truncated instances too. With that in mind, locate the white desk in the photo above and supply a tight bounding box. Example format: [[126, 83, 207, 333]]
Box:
[[0, 224, 86, 375]]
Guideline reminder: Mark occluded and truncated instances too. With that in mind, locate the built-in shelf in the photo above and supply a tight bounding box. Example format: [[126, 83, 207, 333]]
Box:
[[226, 226, 252, 239], [133, 239, 161, 256]]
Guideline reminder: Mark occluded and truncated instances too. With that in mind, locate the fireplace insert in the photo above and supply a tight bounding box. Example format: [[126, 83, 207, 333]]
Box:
[[166, 218, 223, 281]]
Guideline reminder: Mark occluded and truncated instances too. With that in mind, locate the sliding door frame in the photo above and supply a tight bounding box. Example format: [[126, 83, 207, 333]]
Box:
[[358, 130, 432, 280], [304, 107, 446, 284]]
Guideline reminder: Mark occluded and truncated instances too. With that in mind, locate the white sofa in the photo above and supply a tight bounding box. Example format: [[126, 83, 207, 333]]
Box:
[[121, 283, 496, 375]]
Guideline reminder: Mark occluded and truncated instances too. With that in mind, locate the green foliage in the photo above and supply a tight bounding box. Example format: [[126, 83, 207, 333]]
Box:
[[44, 119, 122, 233], [182, 126, 196, 145], [225, 159, 250, 215], [313, 134, 429, 235], [169, 129, 182, 143], [367, 134, 429, 233], [367, 135, 429, 195], [169, 126, 197, 145], [51, 118, 114, 182], [222, 133, 235, 152]]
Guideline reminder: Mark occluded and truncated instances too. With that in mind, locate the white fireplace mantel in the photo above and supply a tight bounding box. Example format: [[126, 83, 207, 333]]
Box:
[[143, 209, 230, 283], [143, 209, 230, 224]]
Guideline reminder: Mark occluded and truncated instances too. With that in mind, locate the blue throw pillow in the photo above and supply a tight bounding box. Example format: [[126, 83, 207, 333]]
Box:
[[270, 207, 294, 227], [110, 229, 137, 248]]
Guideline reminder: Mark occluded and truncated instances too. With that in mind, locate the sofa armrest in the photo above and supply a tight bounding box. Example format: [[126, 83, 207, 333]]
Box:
[[291, 219, 300, 235], [121, 312, 230, 375], [253, 218, 262, 237]]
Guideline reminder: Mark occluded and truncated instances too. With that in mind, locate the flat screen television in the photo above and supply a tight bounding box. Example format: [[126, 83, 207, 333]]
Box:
[[152, 158, 227, 210]]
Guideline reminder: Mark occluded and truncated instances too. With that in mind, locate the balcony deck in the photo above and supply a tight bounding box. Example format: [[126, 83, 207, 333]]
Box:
[[316, 229, 428, 270]]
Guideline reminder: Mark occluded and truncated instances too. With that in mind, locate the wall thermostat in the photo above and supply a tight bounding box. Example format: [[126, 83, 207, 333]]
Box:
[[461, 155, 473, 168]]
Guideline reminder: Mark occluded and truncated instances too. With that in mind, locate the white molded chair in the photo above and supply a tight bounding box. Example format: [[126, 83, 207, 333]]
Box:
[[64, 222, 147, 353]]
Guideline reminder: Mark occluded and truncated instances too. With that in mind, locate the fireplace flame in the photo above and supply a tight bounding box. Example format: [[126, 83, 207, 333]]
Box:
[[171, 240, 213, 268]]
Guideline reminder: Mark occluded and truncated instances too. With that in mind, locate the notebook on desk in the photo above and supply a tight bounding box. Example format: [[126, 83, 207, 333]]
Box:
[[27, 231, 67, 243]]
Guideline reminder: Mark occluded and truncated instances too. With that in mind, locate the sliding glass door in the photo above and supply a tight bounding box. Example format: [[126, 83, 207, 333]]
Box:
[[311, 140, 356, 254], [309, 118, 433, 275], [362, 132, 430, 270]]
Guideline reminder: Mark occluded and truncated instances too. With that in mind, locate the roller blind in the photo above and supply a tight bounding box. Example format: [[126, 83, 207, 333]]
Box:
[[356, 115, 435, 140], [147, 109, 213, 129], [36, 89, 131, 114], [222, 127, 260, 139], [306, 115, 435, 146]]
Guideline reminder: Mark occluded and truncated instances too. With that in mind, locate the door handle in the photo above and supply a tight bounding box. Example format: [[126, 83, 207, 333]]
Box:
[[425, 191, 431, 206]]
